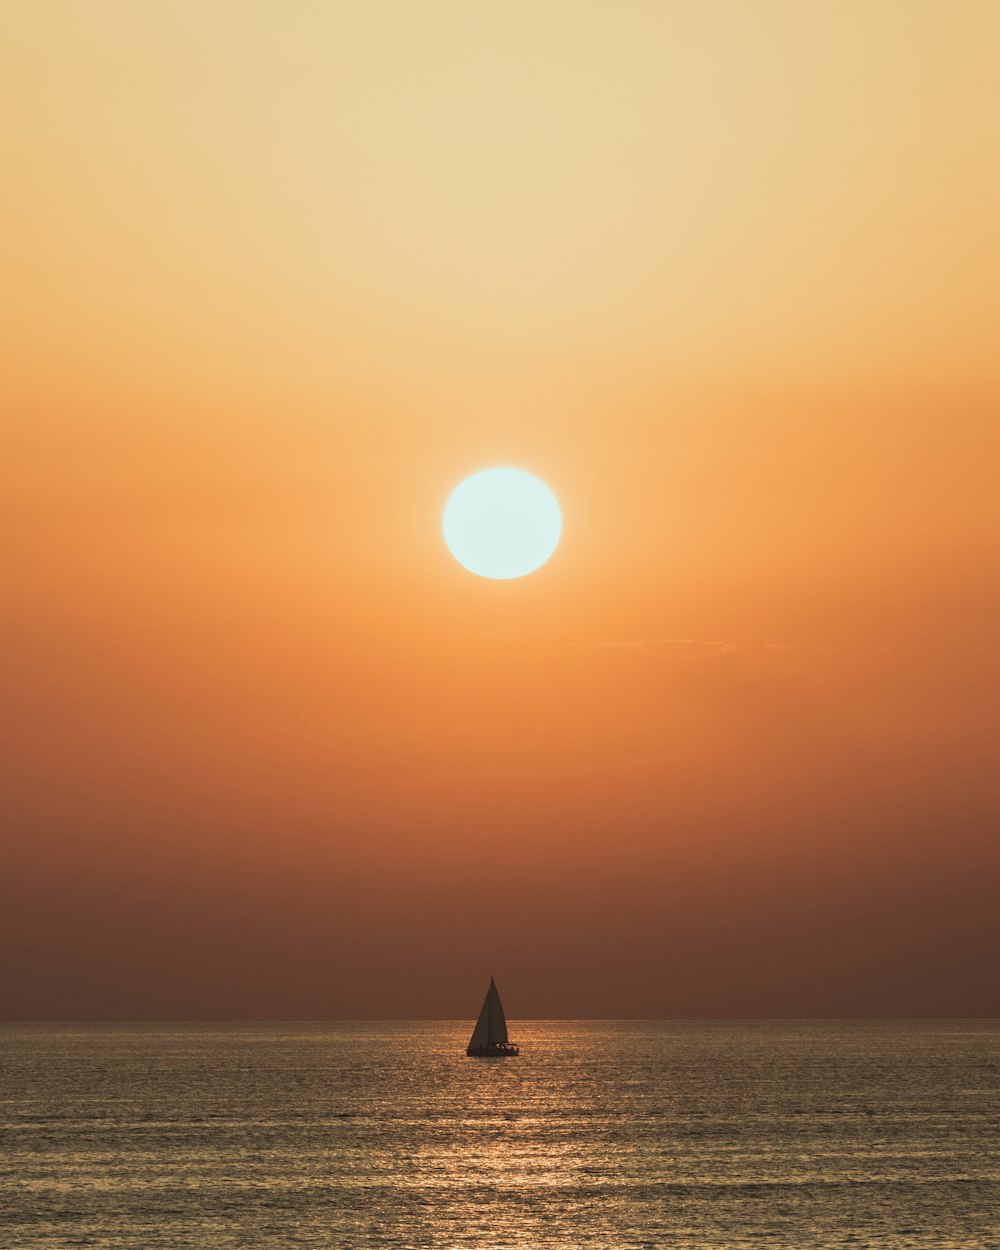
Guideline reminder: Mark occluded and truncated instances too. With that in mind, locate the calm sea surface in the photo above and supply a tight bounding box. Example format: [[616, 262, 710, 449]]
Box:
[[1, 1021, 997, 1249]]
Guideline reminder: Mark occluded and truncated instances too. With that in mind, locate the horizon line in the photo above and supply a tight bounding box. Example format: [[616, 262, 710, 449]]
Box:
[[2, 1015, 997, 1025]]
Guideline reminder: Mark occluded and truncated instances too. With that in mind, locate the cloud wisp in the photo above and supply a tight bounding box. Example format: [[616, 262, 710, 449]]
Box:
[[584, 637, 740, 660]]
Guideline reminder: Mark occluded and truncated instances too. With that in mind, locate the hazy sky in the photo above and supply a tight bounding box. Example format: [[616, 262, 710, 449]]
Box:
[[2, 2, 998, 1019]]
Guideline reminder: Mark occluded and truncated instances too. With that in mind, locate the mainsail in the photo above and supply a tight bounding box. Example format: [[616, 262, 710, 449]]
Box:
[[468, 977, 509, 1049]]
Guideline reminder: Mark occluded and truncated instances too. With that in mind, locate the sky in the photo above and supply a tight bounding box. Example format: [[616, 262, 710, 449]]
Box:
[[2, 1, 998, 1019]]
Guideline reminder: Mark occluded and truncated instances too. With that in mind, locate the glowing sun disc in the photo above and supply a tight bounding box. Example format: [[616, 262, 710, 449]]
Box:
[[443, 468, 562, 579]]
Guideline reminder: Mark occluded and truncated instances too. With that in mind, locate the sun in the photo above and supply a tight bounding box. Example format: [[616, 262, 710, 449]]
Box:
[[443, 468, 562, 580]]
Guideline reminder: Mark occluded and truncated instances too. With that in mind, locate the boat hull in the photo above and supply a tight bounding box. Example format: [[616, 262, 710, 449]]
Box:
[[466, 1043, 519, 1057]]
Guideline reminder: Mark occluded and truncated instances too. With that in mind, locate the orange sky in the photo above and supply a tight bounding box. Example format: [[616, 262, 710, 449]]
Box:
[[2, 2, 998, 1018]]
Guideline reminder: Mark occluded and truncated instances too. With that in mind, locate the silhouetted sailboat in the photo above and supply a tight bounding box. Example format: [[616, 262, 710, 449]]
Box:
[[466, 977, 519, 1057]]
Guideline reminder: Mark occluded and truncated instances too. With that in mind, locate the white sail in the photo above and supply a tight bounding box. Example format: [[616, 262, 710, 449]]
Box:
[[468, 977, 509, 1049]]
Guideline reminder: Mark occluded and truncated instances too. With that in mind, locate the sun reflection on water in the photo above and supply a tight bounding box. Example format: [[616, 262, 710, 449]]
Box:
[[0, 1020, 996, 1248]]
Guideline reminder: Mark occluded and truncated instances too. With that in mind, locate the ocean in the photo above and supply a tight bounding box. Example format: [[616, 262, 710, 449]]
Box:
[[1, 1021, 997, 1248]]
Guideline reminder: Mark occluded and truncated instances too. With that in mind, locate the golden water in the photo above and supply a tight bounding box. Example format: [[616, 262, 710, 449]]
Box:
[[1, 1021, 997, 1247]]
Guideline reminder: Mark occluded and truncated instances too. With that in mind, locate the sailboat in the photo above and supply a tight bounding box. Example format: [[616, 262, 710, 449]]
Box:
[[466, 977, 519, 1057]]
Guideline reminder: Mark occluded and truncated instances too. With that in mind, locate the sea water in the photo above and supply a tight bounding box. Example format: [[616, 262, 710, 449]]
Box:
[[0, 1021, 996, 1248]]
